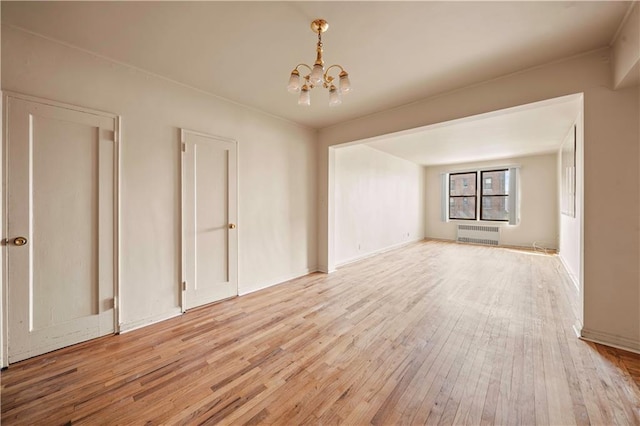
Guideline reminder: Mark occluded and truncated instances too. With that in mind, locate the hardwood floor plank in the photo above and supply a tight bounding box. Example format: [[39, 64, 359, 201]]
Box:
[[2, 240, 640, 425]]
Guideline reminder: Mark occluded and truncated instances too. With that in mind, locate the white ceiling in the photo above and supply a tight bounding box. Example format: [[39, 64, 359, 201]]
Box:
[[1, 1, 631, 130], [364, 94, 582, 166]]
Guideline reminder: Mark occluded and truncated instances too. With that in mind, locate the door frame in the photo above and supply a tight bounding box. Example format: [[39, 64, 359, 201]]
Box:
[[1, 92, 121, 367], [180, 129, 239, 312]]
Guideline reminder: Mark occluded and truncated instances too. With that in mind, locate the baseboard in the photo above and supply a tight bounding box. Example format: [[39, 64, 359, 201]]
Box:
[[580, 327, 640, 354], [501, 243, 558, 254], [424, 237, 557, 254], [572, 322, 582, 338], [238, 267, 319, 296], [424, 237, 454, 243], [118, 308, 183, 334], [558, 254, 580, 292], [317, 265, 336, 274], [336, 238, 424, 268]]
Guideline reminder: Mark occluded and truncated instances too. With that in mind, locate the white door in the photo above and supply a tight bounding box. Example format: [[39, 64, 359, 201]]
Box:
[[182, 130, 238, 310], [6, 96, 118, 363]]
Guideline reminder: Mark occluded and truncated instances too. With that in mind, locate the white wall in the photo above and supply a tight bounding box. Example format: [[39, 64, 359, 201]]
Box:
[[558, 113, 583, 294], [425, 153, 558, 249], [334, 145, 425, 265], [318, 49, 640, 353], [612, 2, 639, 89], [1, 26, 317, 331]]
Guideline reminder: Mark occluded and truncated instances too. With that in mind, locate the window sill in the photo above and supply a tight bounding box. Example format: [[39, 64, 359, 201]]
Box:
[[448, 219, 511, 225]]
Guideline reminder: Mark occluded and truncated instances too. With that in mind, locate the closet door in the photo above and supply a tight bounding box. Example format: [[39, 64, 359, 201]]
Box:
[[6, 95, 117, 363], [182, 130, 238, 310]]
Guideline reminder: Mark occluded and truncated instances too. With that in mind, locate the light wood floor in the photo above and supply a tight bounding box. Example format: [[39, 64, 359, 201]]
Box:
[[2, 240, 640, 425]]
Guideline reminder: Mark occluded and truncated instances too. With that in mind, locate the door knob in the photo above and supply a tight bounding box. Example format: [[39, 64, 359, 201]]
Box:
[[13, 237, 28, 246], [228, 223, 236, 229]]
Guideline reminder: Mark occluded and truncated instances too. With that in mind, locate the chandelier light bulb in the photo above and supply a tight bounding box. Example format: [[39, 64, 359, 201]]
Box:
[[329, 85, 342, 107], [298, 85, 311, 106], [287, 70, 301, 93], [309, 64, 324, 86], [287, 19, 351, 107], [339, 71, 351, 93]]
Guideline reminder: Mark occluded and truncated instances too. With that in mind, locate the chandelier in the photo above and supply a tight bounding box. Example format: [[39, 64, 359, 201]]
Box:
[[287, 19, 351, 106]]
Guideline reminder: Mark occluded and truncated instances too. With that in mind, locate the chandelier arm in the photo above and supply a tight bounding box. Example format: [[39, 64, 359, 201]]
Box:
[[324, 64, 345, 77], [294, 64, 313, 74]]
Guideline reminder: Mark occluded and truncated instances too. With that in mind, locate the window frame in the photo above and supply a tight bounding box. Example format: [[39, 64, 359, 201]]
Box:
[[479, 169, 509, 222], [448, 171, 477, 221]]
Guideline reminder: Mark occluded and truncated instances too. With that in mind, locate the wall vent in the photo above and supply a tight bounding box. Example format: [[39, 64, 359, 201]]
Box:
[[457, 224, 500, 246]]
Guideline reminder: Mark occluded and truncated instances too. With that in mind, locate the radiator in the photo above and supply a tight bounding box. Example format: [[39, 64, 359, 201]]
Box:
[[457, 224, 500, 246]]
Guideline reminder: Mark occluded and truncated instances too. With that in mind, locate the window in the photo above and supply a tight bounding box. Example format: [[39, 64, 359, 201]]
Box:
[[480, 169, 509, 221], [442, 167, 517, 224], [449, 172, 477, 220]]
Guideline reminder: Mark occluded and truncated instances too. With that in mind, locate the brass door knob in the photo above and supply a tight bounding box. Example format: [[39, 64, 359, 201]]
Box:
[[13, 237, 28, 246], [228, 223, 236, 229]]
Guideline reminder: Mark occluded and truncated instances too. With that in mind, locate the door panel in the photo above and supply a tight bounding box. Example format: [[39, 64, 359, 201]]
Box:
[[6, 96, 117, 363], [33, 116, 99, 329], [196, 143, 228, 285], [182, 130, 237, 310]]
